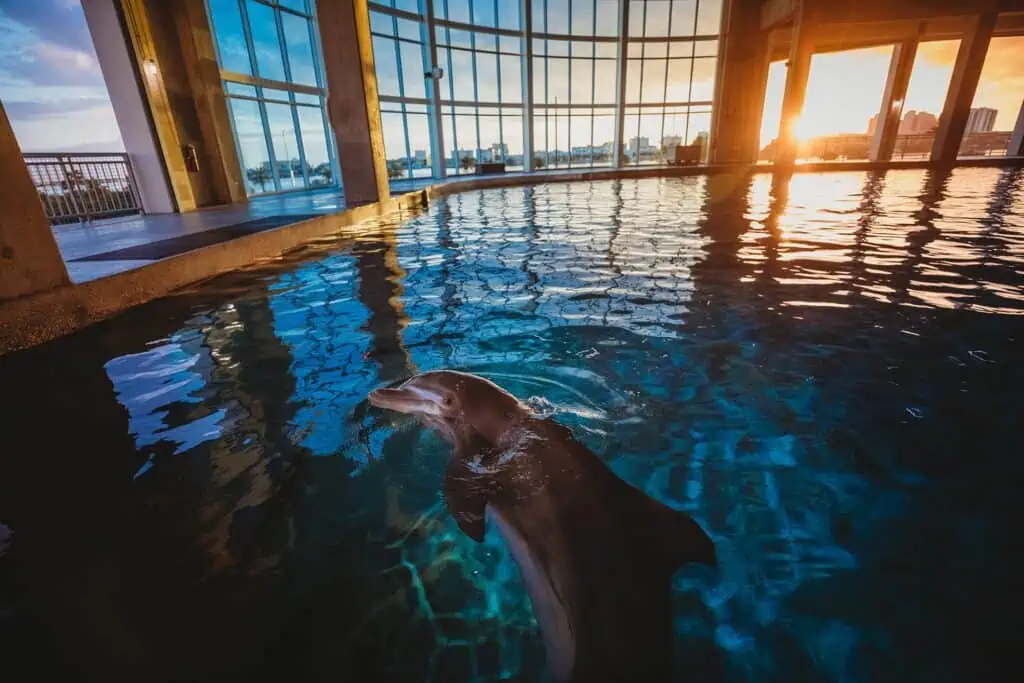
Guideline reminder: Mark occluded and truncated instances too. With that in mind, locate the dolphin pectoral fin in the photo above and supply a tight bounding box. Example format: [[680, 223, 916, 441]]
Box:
[[443, 458, 490, 542], [639, 495, 716, 571]]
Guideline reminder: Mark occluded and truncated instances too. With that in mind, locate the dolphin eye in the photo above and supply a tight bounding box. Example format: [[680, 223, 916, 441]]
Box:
[[443, 396, 453, 408]]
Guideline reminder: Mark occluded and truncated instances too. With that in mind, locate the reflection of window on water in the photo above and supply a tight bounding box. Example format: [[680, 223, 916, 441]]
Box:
[[208, 0, 338, 196]]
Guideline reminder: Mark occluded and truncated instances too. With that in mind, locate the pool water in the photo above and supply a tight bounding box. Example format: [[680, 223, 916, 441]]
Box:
[[1, 169, 1023, 682]]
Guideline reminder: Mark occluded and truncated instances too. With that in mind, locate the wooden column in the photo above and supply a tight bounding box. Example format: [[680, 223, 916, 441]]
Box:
[[930, 13, 996, 165], [1006, 100, 1024, 158], [869, 38, 918, 162], [316, 0, 390, 205], [0, 101, 70, 301], [774, 2, 814, 166], [710, 0, 772, 165]]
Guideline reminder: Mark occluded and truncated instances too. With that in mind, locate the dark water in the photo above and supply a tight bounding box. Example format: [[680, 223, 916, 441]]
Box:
[[1, 169, 1023, 682]]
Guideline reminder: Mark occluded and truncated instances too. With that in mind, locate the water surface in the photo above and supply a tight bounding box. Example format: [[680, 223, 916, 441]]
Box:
[[1, 168, 1022, 682]]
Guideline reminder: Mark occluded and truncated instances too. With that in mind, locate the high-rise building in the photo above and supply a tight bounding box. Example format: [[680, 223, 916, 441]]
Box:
[[899, 111, 938, 135], [867, 115, 878, 136], [966, 107, 998, 134]]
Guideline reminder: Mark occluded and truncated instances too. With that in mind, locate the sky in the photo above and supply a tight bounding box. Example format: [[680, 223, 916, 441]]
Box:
[[759, 37, 1024, 147], [0, 0, 123, 152]]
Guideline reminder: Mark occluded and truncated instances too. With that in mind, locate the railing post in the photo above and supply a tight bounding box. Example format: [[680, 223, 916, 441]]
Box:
[[58, 155, 87, 223], [123, 153, 143, 214]]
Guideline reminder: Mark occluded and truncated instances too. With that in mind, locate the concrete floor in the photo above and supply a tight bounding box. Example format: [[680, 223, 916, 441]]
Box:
[[54, 186, 348, 283]]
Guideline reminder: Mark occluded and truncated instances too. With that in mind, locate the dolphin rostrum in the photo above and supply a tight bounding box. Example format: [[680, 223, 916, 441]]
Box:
[[369, 370, 716, 682]]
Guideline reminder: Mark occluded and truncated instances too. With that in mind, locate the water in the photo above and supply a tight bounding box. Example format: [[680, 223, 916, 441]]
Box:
[[1, 168, 1023, 682]]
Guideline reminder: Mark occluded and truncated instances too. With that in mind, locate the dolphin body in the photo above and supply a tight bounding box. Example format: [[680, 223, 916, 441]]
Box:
[[369, 370, 715, 682]]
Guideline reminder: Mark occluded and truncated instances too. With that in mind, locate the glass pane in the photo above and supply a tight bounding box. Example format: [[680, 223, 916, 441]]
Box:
[[691, 57, 715, 101], [229, 97, 272, 194], [294, 92, 320, 104], [498, 0, 520, 30], [696, 0, 722, 35], [450, 48, 476, 100], [225, 81, 258, 97], [625, 58, 641, 103], [395, 0, 421, 13], [666, 57, 692, 101], [500, 54, 522, 103], [472, 0, 496, 26], [628, 0, 644, 37], [371, 9, 395, 36], [671, 0, 697, 35], [447, 0, 471, 23], [405, 113, 432, 176], [477, 52, 500, 102], [397, 18, 421, 41], [454, 115, 478, 170], [593, 112, 615, 161], [547, 57, 569, 103], [265, 102, 304, 189], [594, 59, 616, 103], [547, 0, 569, 34], [552, 109, 569, 166], [279, 0, 308, 13], [502, 113, 523, 164], [478, 113, 501, 158], [281, 12, 317, 86], [442, 112, 458, 174], [641, 58, 667, 103], [381, 111, 409, 177], [645, 0, 670, 38], [571, 57, 593, 104], [297, 106, 333, 186], [439, 48, 453, 100], [595, 0, 619, 36], [209, 0, 252, 75], [246, 0, 286, 81], [572, 0, 595, 35], [533, 57, 546, 104], [400, 41, 426, 98], [373, 36, 402, 97]]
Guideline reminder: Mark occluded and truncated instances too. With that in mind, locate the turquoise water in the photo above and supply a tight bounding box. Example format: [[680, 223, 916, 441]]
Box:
[[1, 168, 1023, 682]]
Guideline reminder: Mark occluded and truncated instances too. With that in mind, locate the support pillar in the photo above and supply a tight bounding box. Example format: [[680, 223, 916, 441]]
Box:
[[710, 0, 772, 165], [82, 0, 176, 214], [611, 0, 630, 168], [421, 0, 446, 178], [317, 0, 390, 205], [0, 101, 70, 301], [930, 13, 996, 165], [521, 0, 535, 172], [774, 1, 814, 166], [1006, 100, 1024, 157], [869, 38, 918, 162]]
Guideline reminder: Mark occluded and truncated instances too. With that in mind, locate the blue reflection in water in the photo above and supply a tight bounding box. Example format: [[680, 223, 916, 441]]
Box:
[[1, 168, 1023, 682]]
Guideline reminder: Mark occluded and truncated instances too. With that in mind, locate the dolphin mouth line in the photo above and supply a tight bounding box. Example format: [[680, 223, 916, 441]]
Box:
[[368, 382, 444, 416]]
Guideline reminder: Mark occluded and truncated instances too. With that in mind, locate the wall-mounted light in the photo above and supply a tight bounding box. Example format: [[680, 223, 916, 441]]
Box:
[[143, 59, 159, 77]]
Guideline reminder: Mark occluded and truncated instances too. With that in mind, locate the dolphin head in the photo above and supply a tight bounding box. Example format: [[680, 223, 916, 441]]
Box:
[[369, 370, 528, 447]]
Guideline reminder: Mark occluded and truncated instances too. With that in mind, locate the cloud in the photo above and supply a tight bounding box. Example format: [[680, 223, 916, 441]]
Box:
[[0, 0, 94, 54]]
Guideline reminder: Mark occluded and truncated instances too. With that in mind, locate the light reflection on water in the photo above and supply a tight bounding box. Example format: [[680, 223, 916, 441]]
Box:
[[1, 168, 1023, 682]]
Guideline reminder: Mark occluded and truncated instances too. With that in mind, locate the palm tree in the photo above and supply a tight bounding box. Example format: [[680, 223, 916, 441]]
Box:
[[247, 165, 273, 192], [459, 155, 476, 172]]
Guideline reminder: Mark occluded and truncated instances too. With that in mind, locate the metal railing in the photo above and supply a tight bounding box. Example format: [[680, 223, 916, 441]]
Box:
[[24, 153, 142, 225]]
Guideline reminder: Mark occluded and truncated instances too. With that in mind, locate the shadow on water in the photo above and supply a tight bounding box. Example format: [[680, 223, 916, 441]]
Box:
[[0, 169, 1023, 682]]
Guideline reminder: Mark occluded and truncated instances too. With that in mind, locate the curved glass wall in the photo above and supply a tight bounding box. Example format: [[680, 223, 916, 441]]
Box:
[[369, 0, 721, 178], [207, 0, 338, 195]]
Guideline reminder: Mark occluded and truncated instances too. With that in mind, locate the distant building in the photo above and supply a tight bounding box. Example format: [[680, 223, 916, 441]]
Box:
[[628, 136, 655, 159], [867, 115, 878, 136], [966, 107, 997, 134], [414, 149, 428, 165], [489, 142, 509, 161], [661, 135, 682, 149], [899, 110, 938, 135]]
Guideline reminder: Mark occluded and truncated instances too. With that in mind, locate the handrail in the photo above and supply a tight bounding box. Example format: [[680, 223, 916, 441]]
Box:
[[24, 152, 142, 225]]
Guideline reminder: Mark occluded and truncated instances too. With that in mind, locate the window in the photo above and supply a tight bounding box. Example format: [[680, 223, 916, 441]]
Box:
[[207, 0, 337, 195], [623, 0, 719, 165], [364, 0, 723, 180]]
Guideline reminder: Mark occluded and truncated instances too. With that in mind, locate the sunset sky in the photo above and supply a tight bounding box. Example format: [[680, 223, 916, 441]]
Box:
[[0, 0, 1021, 155]]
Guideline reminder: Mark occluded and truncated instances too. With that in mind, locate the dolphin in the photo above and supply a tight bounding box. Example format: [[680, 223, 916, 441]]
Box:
[[369, 370, 716, 682]]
